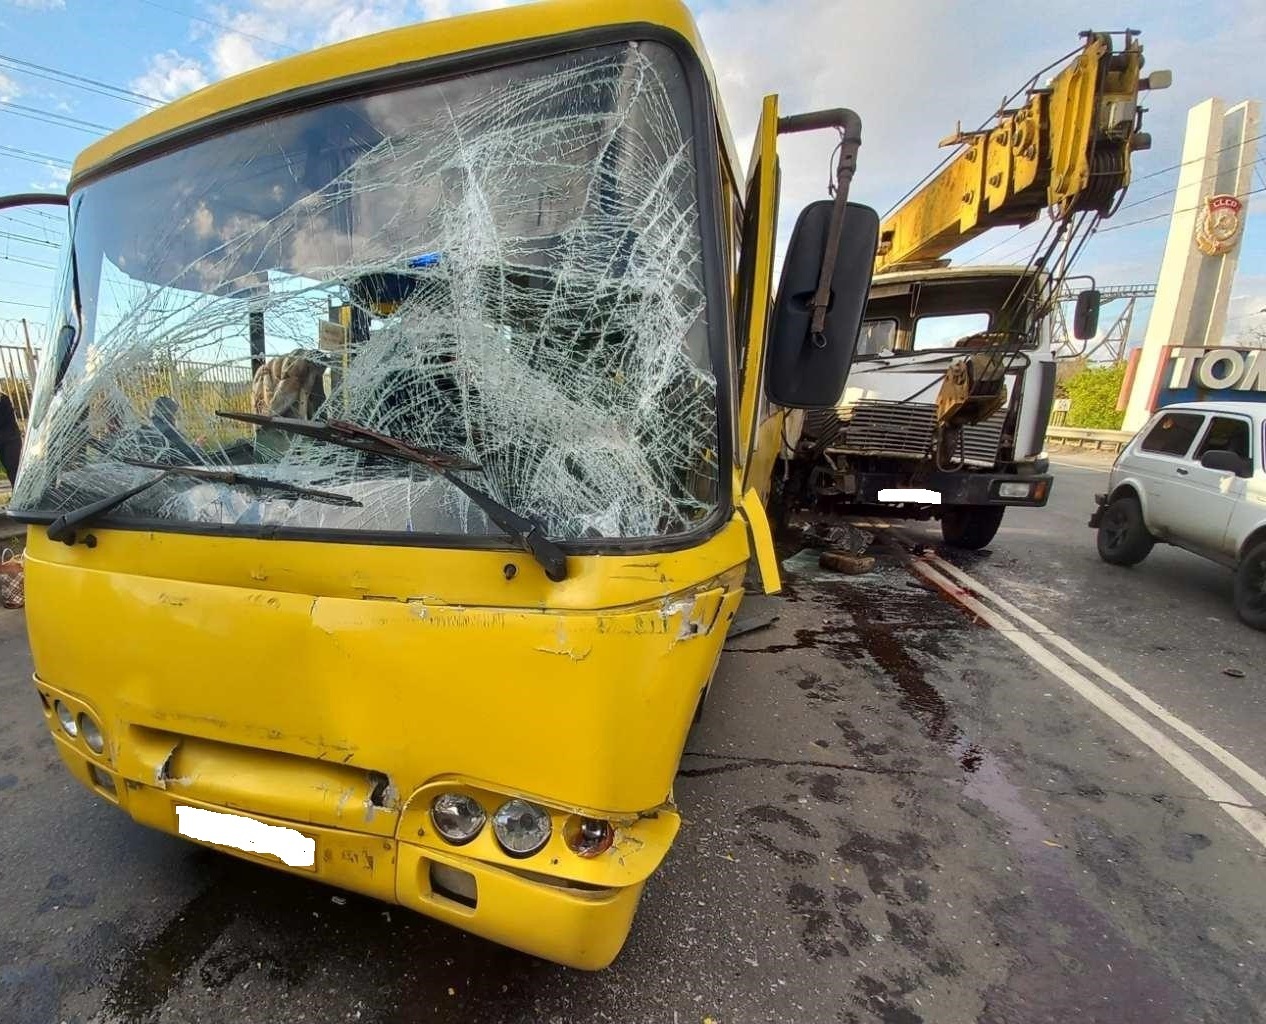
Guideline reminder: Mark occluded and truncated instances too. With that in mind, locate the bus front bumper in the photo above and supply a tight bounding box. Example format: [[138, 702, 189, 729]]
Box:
[[50, 732, 651, 971]]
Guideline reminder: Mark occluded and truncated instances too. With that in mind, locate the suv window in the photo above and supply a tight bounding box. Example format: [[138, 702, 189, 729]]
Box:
[[1139, 412, 1204, 457], [1195, 415, 1251, 461]]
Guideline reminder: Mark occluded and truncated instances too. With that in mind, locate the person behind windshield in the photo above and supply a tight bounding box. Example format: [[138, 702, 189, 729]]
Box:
[[147, 396, 204, 465], [0, 392, 22, 485]]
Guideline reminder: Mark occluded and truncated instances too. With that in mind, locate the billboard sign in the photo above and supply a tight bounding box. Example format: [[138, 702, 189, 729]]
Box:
[[1152, 345, 1266, 408]]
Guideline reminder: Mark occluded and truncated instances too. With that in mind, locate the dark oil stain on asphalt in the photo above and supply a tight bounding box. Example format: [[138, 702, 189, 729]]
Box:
[[734, 557, 988, 1023], [743, 553, 1212, 1023], [744, 556, 986, 775], [101, 852, 560, 1024]]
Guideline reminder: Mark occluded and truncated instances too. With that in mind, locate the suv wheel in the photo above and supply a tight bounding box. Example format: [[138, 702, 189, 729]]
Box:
[[941, 505, 1005, 550], [1096, 493, 1154, 566], [1233, 539, 1266, 630]]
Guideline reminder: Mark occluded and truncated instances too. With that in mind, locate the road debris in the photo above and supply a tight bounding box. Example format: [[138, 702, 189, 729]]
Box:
[[819, 551, 876, 575], [800, 521, 875, 555], [727, 597, 780, 640]]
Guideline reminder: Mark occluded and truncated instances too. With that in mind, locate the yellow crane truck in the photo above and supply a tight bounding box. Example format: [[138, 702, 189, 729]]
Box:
[[775, 31, 1170, 548]]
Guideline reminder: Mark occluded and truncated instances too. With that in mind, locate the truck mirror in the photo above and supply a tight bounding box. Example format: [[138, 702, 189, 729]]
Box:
[[1073, 288, 1101, 340], [765, 200, 879, 408], [1199, 449, 1251, 477]]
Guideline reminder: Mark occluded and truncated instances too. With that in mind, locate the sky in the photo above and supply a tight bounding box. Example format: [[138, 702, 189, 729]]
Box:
[[0, 0, 1262, 350]]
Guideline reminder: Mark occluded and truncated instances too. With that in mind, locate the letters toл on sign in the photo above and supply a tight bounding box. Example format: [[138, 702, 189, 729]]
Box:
[[1153, 346, 1266, 408]]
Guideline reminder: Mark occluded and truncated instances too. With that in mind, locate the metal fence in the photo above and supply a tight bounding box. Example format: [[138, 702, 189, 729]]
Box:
[[0, 320, 41, 425], [0, 319, 256, 430], [121, 359, 255, 438]]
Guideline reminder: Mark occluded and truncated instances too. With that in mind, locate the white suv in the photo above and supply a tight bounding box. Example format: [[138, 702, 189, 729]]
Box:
[[1091, 401, 1266, 629]]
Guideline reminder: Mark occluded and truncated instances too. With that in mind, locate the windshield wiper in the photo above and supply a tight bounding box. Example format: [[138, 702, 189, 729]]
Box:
[[46, 461, 361, 544], [216, 412, 569, 582]]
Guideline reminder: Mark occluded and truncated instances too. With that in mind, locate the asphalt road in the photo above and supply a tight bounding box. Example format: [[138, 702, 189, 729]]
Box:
[[2, 459, 1265, 1024]]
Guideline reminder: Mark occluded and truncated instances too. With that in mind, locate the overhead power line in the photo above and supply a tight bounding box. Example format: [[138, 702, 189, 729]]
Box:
[[0, 101, 111, 134], [0, 228, 62, 248], [964, 224, 1040, 266], [1098, 184, 1266, 233], [1116, 156, 1266, 214], [1130, 130, 1266, 185], [880, 41, 1087, 221], [2, 211, 66, 233], [0, 52, 162, 107], [135, 0, 299, 54], [0, 254, 57, 271], [0, 143, 72, 169]]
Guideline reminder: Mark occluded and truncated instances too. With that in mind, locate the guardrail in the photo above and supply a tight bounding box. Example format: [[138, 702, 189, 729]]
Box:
[[1045, 426, 1133, 453]]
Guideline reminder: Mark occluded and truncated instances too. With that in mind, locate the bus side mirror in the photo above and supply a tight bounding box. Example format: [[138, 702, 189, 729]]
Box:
[[764, 200, 879, 408], [1073, 288, 1101, 340]]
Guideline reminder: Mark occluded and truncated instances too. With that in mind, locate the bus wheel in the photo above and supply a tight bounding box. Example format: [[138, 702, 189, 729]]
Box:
[[941, 505, 1005, 550]]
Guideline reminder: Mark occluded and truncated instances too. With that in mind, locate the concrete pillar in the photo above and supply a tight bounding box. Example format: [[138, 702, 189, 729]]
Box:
[[1122, 98, 1261, 430]]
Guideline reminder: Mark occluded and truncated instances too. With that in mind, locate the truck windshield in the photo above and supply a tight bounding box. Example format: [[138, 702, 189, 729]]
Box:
[[13, 41, 720, 542]]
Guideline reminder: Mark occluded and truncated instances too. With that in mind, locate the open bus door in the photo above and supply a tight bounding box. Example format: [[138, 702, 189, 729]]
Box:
[[734, 96, 783, 594]]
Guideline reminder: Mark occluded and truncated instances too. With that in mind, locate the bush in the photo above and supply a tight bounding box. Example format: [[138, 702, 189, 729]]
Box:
[[1063, 363, 1126, 430]]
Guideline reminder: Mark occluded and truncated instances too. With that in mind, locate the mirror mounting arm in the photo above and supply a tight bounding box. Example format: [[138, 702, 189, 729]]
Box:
[[778, 109, 863, 341], [0, 192, 68, 212]]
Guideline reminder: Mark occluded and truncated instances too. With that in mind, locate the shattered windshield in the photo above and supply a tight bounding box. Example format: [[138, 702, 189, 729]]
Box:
[[12, 41, 720, 542]]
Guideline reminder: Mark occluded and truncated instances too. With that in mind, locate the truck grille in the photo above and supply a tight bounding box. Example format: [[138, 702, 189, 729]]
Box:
[[808, 400, 1007, 467]]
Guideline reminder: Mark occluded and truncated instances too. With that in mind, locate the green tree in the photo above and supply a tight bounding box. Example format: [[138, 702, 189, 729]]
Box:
[[1062, 362, 1126, 430]]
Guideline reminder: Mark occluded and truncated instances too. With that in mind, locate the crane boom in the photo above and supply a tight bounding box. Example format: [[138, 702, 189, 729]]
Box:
[[875, 31, 1168, 273]]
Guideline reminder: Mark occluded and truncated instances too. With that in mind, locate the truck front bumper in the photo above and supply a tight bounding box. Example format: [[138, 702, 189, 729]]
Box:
[[853, 470, 1054, 507]]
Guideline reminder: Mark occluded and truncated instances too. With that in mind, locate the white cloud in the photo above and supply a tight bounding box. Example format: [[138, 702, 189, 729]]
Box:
[[0, 70, 20, 103], [29, 163, 70, 191], [133, 0, 1264, 304], [5, 0, 66, 9], [131, 51, 210, 102], [210, 31, 270, 78], [694, 0, 1265, 294]]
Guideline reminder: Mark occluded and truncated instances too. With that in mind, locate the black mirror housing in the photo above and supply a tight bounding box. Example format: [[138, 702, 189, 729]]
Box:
[[1199, 449, 1252, 477], [1073, 288, 1101, 340], [765, 200, 879, 408]]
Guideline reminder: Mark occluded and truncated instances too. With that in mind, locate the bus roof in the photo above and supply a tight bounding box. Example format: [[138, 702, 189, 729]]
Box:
[[71, 0, 740, 186]]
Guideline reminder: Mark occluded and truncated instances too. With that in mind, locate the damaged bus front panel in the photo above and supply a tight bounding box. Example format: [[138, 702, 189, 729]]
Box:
[[13, 1, 763, 969]]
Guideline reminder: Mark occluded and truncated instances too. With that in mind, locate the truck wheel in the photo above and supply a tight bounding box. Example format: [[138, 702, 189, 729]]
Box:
[[940, 505, 1005, 550], [1233, 540, 1266, 630], [1096, 494, 1154, 566]]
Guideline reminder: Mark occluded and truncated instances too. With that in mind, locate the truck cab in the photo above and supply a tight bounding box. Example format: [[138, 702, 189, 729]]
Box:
[[783, 264, 1055, 548]]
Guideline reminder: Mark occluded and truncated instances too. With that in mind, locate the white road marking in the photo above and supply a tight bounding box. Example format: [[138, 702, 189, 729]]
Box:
[[925, 552, 1266, 802], [910, 558, 1266, 850]]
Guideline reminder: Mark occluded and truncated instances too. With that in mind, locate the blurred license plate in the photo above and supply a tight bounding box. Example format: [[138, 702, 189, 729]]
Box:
[[176, 805, 316, 868]]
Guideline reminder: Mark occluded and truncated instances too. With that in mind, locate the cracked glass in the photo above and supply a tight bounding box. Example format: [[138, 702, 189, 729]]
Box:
[[14, 41, 720, 542]]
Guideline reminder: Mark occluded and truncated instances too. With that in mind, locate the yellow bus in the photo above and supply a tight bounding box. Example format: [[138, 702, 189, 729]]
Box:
[[5, 0, 877, 968]]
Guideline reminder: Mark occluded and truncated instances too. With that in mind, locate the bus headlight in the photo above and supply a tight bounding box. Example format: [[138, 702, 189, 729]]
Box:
[[78, 713, 105, 754], [430, 793, 486, 845], [54, 701, 78, 737], [492, 799, 551, 857]]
